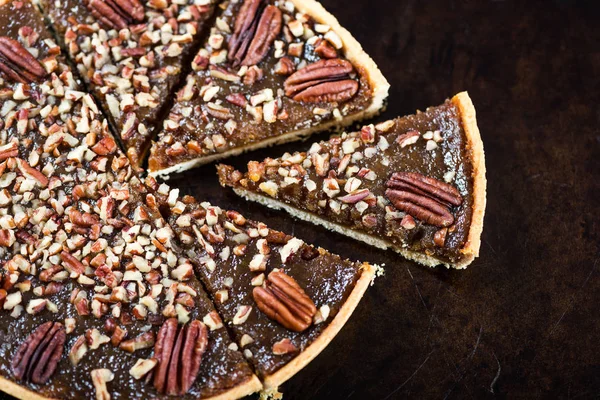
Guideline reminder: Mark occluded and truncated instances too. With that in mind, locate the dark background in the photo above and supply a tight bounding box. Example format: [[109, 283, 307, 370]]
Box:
[[171, 0, 600, 398], [6, 0, 599, 399]]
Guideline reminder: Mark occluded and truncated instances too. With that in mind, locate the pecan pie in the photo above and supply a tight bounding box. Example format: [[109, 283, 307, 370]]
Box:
[[147, 0, 389, 177], [38, 0, 217, 166], [0, 2, 262, 398], [218, 92, 486, 268], [148, 181, 377, 389]]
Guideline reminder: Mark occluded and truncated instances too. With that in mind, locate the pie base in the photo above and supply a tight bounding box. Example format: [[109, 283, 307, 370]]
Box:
[[229, 92, 486, 269], [0, 374, 263, 400], [262, 263, 376, 389], [149, 0, 389, 179]]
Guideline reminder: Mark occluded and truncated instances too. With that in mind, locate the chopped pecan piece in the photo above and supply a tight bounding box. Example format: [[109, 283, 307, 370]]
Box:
[[91, 369, 114, 400], [0, 142, 18, 161], [272, 338, 298, 355], [12, 322, 65, 384], [91, 136, 118, 155], [153, 318, 208, 395], [69, 209, 100, 227], [338, 188, 371, 204], [434, 227, 448, 247], [205, 103, 233, 120], [86, 0, 144, 30], [16, 158, 48, 187], [274, 57, 295, 75], [226, 93, 248, 107], [228, 0, 282, 66], [396, 130, 420, 147], [265, 230, 291, 244], [0, 229, 14, 247], [253, 270, 316, 332], [284, 59, 358, 103], [60, 251, 85, 275], [385, 172, 463, 227], [0, 37, 46, 84], [119, 331, 155, 353], [314, 38, 338, 59]]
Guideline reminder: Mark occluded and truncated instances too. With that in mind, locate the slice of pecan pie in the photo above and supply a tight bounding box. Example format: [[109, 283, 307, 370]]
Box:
[[39, 0, 217, 166], [148, 180, 377, 389], [147, 0, 389, 177], [0, 1, 261, 398], [218, 92, 486, 268]]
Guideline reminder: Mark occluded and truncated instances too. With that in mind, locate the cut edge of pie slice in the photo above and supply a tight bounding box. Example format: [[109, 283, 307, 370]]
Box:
[[147, 0, 389, 178], [219, 92, 486, 269]]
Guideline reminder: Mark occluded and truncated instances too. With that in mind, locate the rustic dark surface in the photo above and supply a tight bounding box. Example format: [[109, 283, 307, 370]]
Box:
[[175, 0, 600, 398], [4, 0, 599, 399]]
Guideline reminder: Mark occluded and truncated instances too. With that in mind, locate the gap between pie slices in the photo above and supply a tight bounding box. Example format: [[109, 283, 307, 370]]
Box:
[[0, 1, 264, 398], [147, 180, 376, 389], [218, 92, 487, 269], [147, 0, 389, 178], [38, 0, 219, 167], [0, 2, 379, 398]]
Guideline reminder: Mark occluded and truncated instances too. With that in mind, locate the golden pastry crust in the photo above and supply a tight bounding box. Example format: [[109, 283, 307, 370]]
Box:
[[204, 376, 263, 400], [450, 92, 486, 269], [262, 263, 376, 389], [0, 377, 55, 400]]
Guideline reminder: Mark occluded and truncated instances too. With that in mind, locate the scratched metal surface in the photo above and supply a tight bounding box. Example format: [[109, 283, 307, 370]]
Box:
[[3, 0, 600, 398]]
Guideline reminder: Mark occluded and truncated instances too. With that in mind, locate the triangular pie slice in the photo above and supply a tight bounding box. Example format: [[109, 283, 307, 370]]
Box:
[[0, 2, 261, 398], [147, 179, 377, 389], [218, 92, 486, 268], [39, 0, 217, 166], [148, 0, 389, 177]]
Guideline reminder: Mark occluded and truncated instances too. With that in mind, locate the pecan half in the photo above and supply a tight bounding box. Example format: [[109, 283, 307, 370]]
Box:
[[86, 0, 144, 30], [385, 172, 463, 227], [12, 322, 66, 384], [228, 0, 282, 67], [284, 59, 358, 103], [253, 270, 316, 332], [0, 37, 46, 84], [69, 209, 100, 227], [153, 318, 208, 395]]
